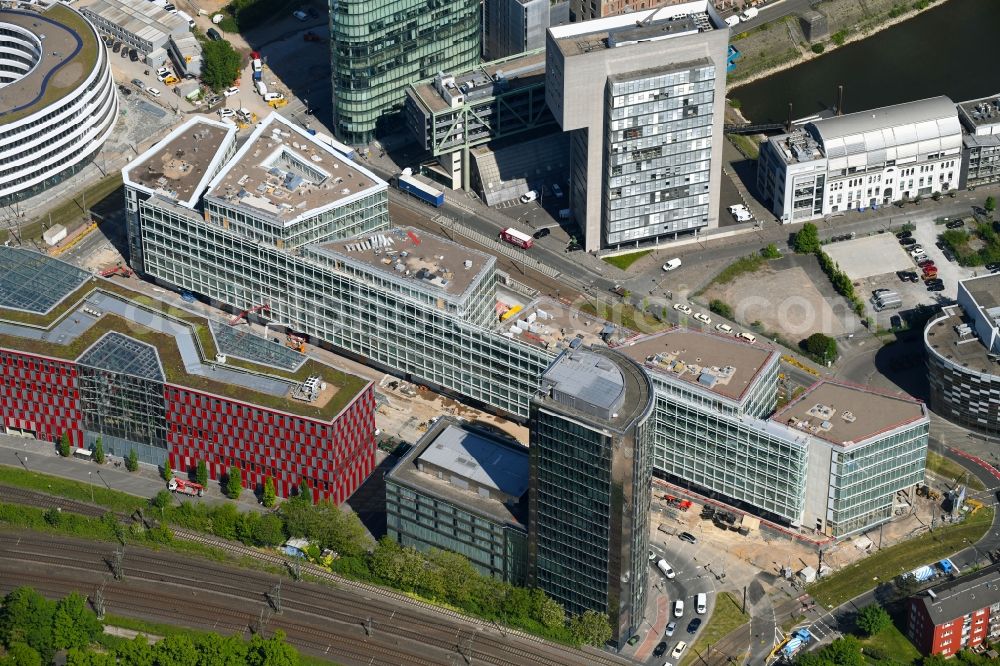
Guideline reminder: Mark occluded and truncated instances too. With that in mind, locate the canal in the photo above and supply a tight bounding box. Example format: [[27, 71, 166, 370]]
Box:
[[732, 0, 1000, 124]]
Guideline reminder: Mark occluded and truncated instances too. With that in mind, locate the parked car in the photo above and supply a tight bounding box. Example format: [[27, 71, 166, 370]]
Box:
[[224, 86, 240, 97], [693, 312, 711, 325], [131, 78, 144, 88], [896, 230, 912, 239], [687, 618, 702, 635], [533, 228, 550, 239], [672, 641, 688, 659], [263, 92, 285, 102], [665, 621, 676, 637], [112, 41, 122, 53], [927, 282, 945, 292], [673, 304, 692, 315], [945, 219, 965, 229], [909, 246, 925, 257], [206, 28, 222, 40], [551, 183, 564, 198], [129, 49, 139, 62], [145, 86, 161, 97], [662, 257, 682, 271], [293, 9, 308, 20], [899, 237, 917, 246], [986, 262, 1000, 271], [654, 642, 668, 657], [873, 288, 894, 296], [218, 108, 235, 118], [897, 270, 918, 282], [715, 323, 733, 334], [679, 532, 697, 544], [917, 259, 935, 268], [519, 190, 538, 203], [626, 635, 641, 646]]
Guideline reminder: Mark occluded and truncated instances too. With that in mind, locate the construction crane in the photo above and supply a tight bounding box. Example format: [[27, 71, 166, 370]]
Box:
[[99, 264, 133, 279], [229, 303, 270, 326]]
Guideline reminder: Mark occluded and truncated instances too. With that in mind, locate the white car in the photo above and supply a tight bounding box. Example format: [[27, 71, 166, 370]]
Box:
[[145, 86, 161, 97], [693, 312, 711, 325], [715, 323, 733, 334], [724, 14, 740, 27], [224, 86, 240, 97], [656, 559, 675, 579], [551, 183, 563, 198], [671, 641, 688, 659], [673, 601, 684, 618], [263, 92, 285, 102], [662, 257, 682, 271], [519, 190, 538, 204], [218, 107, 235, 118], [910, 246, 925, 257], [293, 9, 308, 20], [156, 66, 170, 77], [673, 303, 692, 315]]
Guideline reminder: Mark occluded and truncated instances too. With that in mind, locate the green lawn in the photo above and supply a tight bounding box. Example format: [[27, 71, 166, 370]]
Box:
[[602, 250, 652, 270], [0, 467, 146, 514], [727, 133, 760, 160], [578, 300, 669, 335], [926, 451, 986, 491], [808, 508, 994, 608], [860, 622, 921, 664], [679, 592, 750, 666]]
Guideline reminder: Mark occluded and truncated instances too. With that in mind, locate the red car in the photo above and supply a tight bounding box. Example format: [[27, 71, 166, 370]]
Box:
[[917, 259, 935, 268], [250, 50, 260, 60]]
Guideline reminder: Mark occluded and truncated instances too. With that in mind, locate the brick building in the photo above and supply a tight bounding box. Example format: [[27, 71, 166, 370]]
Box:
[[907, 563, 1000, 656], [0, 248, 376, 503]]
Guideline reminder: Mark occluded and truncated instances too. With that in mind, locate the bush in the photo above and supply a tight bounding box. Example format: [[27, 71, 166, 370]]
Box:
[[709, 299, 734, 319], [218, 16, 239, 32], [831, 30, 848, 46], [810, 43, 825, 53], [262, 477, 276, 508], [125, 450, 138, 473], [195, 460, 208, 487], [93, 438, 105, 465], [803, 333, 837, 363], [986, 196, 996, 213], [162, 459, 173, 482], [794, 223, 820, 253], [761, 243, 782, 259], [224, 467, 242, 500], [58, 433, 71, 458]]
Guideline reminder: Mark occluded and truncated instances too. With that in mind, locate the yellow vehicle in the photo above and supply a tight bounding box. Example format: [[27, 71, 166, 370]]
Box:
[[163, 74, 179, 85], [268, 98, 288, 108], [966, 498, 984, 515]]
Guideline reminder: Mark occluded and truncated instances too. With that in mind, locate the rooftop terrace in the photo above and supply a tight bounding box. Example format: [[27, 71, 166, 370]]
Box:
[[619, 328, 777, 402], [773, 381, 926, 447], [0, 249, 368, 421], [206, 114, 384, 225], [550, 2, 716, 57], [124, 117, 234, 207], [0, 5, 100, 124], [387, 418, 529, 527], [317, 227, 495, 299]]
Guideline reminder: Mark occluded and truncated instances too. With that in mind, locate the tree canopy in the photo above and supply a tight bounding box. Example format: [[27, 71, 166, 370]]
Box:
[[794, 223, 821, 253], [855, 603, 891, 636], [201, 39, 242, 92]]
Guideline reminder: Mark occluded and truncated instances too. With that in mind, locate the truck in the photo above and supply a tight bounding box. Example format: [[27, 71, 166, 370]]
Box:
[[740, 6, 758, 20], [500, 227, 534, 249], [255, 80, 267, 97], [397, 168, 445, 207], [305, 129, 357, 160], [167, 478, 204, 497]]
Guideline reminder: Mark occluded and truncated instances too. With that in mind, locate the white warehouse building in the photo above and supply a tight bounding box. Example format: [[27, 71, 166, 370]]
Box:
[[757, 96, 963, 223], [0, 3, 118, 205]]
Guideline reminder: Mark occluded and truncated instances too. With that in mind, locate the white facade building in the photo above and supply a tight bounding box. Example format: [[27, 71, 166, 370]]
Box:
[[758, 96, 963, 223], [0, 4, 118, 204]]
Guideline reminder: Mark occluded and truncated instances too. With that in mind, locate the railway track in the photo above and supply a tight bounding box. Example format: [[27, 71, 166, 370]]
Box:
[[0, 486, 632, 666]]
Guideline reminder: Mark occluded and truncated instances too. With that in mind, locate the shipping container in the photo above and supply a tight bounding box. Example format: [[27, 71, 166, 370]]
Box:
[[397, 168, 445, 207]]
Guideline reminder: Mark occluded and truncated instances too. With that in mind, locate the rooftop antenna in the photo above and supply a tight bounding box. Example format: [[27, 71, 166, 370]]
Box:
[[837, 85, 845, 116], [786, 102, 794, 132]]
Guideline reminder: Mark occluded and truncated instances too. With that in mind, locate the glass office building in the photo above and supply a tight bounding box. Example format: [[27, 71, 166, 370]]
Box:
[[385, 418, 529, 585], [331, 0, 482, 144], [528, 348, 654, 648]]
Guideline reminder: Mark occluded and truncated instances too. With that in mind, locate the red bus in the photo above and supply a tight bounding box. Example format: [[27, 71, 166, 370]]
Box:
[[500, 227, 533, 249]]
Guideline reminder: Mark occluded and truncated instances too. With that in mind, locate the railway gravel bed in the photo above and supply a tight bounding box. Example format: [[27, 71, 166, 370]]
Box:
[[0, 529, 634, 666]]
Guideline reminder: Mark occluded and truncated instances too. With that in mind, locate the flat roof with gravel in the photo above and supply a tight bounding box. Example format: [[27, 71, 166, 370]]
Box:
[[773, 380, 926, 447], [619, 328, 777, 402]]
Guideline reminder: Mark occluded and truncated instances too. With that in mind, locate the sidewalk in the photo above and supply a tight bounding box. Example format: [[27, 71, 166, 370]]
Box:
[[0, 434, 265, 512]]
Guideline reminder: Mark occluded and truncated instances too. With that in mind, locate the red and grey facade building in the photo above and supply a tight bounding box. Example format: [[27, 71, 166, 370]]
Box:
[[907, 562, 1000, 656], [0, 303, 376, 504]]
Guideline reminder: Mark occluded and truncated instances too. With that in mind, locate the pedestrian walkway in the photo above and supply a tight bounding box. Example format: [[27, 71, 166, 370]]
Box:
[[0, 434, 264, 512]]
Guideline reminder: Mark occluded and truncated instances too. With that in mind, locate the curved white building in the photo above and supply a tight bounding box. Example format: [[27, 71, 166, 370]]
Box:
[[0, 4, 118, 204]]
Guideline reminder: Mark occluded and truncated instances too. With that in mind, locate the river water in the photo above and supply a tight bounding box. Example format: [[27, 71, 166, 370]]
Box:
[[732, 0, 1000, 124]]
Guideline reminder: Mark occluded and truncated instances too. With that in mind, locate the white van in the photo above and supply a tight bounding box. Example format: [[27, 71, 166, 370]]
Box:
[[737, 332, 756, 344], [724, 15, 740, 27], [696, 593, 707, 614], [656, 559, 676, 579], [740, 6, 758, 20], [673, 600, 684, 617], [255, 80, 267, 96]]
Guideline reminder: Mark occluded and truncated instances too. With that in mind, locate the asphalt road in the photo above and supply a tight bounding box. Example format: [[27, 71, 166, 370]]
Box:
[[0, 529, 634, 666]]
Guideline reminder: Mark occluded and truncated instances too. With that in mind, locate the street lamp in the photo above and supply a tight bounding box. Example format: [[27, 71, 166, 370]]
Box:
[[88, 472, 94, 503]]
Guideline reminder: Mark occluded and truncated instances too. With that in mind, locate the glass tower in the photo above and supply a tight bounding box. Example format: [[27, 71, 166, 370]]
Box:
[[331, 0, 482, 144], [528, 348, 655, 648]]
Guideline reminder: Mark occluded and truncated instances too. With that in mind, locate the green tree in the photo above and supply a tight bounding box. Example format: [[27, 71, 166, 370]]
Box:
[[201, 40, 241, 91], [192, 633, 247, 665], [794, 223, 821, 253], [58, 432, 71, 457], [709, 299, 734, 319], [196, 459, 209, 487], [224, 466, 243, 499], [151, 634, 199, 666], [427, 549, 478, 606], [92, 438, 105, 465], [569, 610, 612, 646], [530, 588, 565, 629], [262, 477, 277, 508], [151, 490, 173, 510], [0, 643, 41, 666], [0, 587, 56, 661], [280, 499, 368, 557], [125, 449, 138, 472], [51, 592, 102, 651], [65, 648, 115, 666], [295, 479, 311, 503], [855, 603, 891, 636], [251, 513, 285, 547], [985, 195, 996, 213], [112, 635, 153, 666], [368, 538, 426, 591], [920, 656, 950, 666], [804, 333, 838, 362], [44, 507, 63, 526], [246, 629, 298, 666], [162, 458, 173, 482]]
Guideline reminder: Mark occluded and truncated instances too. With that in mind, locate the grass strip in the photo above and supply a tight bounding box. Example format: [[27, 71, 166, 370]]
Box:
[[926, 451, 986, 491], [679, 591, 750, 666], [602, 250, 652, 270], [808, 508, 994, 608]]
